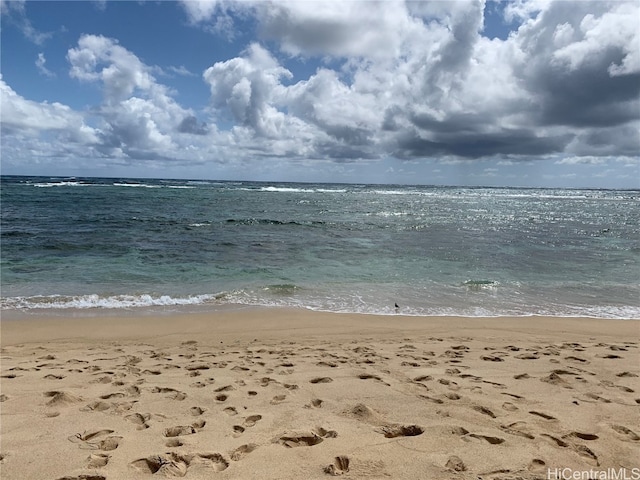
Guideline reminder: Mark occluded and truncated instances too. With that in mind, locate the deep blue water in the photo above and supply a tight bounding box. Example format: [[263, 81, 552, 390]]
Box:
[[1, 175, 639, 318]]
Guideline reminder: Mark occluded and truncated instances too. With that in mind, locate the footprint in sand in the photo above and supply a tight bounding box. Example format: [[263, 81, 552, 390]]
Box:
[[67, 359, 90, 365], [125, 385, 141, 396], [483, 380, 506, 389], [573, 444, 599, 465], [215, 385, 235, 393], [231, 365, 250, 372], [68, 430, 121, 451], [616, 384, 635, 393], [131, 452, 229, 475], [316, 427, 338, 438], [125, 413, 151, 430], [90, 375, 113, 385], [112, 401, 138, 414], [69, 430, 114, 442], [95, 436, 121, 451], [100, 392, 125, 400], [468, 433, 505, 444], [190, 406, 206, 416], [541, 434, 569, 448], [271, 395, 286, 405], [317, 361, 338, 368], [419, 395, 444, 404], [481, 355, 504, 362], [541, 372, 573, 389], [472, 405, 496, 418], [582, 393, 611, 403], [230, 443, 258, 461], [45, 391, 82, 406], [258, 377, 278, 387], [163, 424, 200, 437], [223, 406, 238, 416], [87, 453, 110, 468], [151, 387, 187, 401], [166, 438, 184, 447], [81, 401, 112, 412], [185, 363, 211, 372], [358, 374, 390, 386], [564, 432, 599, 441], [612, 425, 640, 441], [500, 422, 535, 439], [243, 415, 262, 427], [528, 459, 547, 473], [445, 455, 467, 472], [193, 419, 206, 429], [401, 361, 421, 367], [276, 433, 324, 448], [565, 356, 589, 363], [324, 455, 350, 476], [529, 410, 557, 421], [310, 377, 333, 384], [377, 424, 424, 438]]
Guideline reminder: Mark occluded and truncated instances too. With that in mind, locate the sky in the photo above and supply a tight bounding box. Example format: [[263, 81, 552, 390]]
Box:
[[1, 0, 639, 188]]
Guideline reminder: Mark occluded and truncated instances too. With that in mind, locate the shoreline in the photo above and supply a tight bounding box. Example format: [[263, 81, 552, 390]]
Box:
[[2, 307, 639, 479], [2, 307, 639, 346]]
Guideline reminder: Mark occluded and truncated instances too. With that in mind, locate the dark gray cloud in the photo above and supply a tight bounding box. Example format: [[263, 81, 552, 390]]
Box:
[[314, 139, 379, 160], [531, 66, 640, 128], [392, 128, 573, 159], [569, 125, 640, 157], [178, 115, 209, 135], [513, 1, 640, 129]]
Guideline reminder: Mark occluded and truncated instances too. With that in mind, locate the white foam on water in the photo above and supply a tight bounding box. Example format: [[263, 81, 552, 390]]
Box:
[[112, 183, 161, 188], [32, 181, 91, 188], [1, 293, 217, 310], [3, 290, 639, 319]]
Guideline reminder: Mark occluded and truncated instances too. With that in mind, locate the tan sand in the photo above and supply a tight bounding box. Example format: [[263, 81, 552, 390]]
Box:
[[1, 308, 639, 479]]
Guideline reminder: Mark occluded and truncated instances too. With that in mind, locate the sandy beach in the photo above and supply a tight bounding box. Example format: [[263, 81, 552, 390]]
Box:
[[1, 308, 639, 479]]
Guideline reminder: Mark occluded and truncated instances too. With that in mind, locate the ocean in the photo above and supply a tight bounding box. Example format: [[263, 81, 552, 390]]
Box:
[[1, 175, 638, 318]]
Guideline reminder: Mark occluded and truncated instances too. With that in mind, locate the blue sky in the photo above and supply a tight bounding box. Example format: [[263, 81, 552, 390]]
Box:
[[1, 0, 638, 188]]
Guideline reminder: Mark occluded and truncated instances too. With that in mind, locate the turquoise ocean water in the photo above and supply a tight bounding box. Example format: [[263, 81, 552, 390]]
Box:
[[1, 176, 638, 318]]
